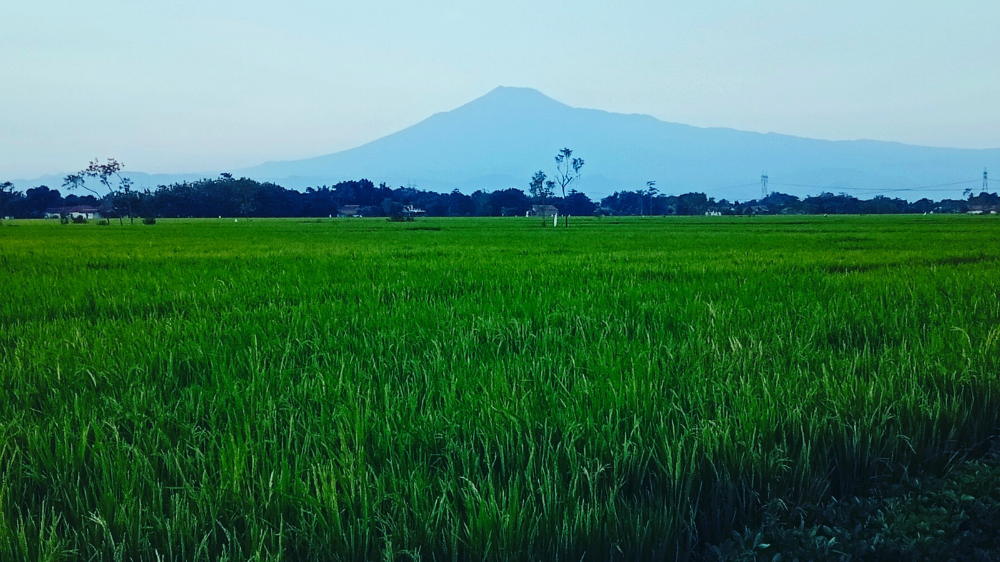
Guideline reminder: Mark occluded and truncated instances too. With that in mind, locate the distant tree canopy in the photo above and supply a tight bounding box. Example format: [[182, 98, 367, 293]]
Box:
[[0, 174, 996, 219]]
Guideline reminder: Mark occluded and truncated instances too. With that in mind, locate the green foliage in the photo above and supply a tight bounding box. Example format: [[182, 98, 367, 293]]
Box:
[[529, 170, 554, 203], [703, 445, 1000, 561], [1, 215, 999, 561], [382, 198, 408, 221]]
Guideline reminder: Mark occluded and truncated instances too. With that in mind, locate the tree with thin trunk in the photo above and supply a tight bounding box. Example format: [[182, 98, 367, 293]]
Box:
[[553, 148, 584, 198], [529, 170, 553, 203], [77, 158, 136, 225], [63, 173, 99, 198]]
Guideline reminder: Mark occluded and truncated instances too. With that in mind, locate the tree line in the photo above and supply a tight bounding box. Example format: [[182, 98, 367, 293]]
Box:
[[0, 172, 601, 219], [600, 189, 1000, 216], [2, 172, 997, 220]]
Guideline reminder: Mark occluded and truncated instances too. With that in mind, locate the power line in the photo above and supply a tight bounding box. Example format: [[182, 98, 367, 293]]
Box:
[[770, 179, 979, 193], [714, 182, 760, 191], [865, 180, 982, 193]]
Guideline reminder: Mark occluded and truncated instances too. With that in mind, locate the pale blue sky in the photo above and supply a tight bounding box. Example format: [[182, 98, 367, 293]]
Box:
[[2, 0, 998, 178]]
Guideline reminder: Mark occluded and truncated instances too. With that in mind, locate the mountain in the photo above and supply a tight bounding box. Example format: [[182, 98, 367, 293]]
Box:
[[237, 86, 999, 200], [11, 87, 999, 200]]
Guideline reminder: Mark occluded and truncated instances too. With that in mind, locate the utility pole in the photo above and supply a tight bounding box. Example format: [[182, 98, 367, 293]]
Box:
[[760, 173, 769, 200]]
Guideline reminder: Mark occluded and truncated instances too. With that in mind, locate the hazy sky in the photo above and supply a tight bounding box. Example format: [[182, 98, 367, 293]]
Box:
[[3, 0, 999, 178]]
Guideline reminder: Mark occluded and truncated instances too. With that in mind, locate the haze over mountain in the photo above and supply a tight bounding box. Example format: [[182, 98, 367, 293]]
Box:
[[14, 87, 1000, 200], [241, 86, 1000, 200]]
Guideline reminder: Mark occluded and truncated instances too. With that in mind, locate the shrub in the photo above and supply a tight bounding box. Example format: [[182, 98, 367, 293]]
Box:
[[143, 217, 157, 225]]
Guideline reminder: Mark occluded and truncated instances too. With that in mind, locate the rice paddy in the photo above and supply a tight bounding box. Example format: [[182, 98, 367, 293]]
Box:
[[2, 215, 999, 561]]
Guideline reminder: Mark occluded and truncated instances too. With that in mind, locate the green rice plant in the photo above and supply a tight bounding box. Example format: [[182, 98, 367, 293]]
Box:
[[0, 215, 998, 560]]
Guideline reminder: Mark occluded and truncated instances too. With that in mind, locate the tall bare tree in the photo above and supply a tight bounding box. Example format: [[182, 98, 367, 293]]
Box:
[[76, 158, 136, 224], [62, 172, 99, 198], [553, 148, 584, 198]]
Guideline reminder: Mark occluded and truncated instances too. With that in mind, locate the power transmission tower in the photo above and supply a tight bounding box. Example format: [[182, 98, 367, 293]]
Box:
[[760, 174, 769, 200], [985, 168, 989, 192]]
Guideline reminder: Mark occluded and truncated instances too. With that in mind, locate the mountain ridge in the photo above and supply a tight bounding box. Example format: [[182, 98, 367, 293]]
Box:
[[238, 86, 998, 199], [10, 87, 999, 200]]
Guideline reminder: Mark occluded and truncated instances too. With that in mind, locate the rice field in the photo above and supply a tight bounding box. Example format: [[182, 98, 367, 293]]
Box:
[[2, 215, 999, 561]]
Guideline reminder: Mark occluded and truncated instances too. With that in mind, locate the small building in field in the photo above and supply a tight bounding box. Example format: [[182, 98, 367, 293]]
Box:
[[403, 205, 426, 218], [529, 204, 559, 217], [337, 205, 362, 217], [967, 204, 998, 215], [44, 206, 101, 220]]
